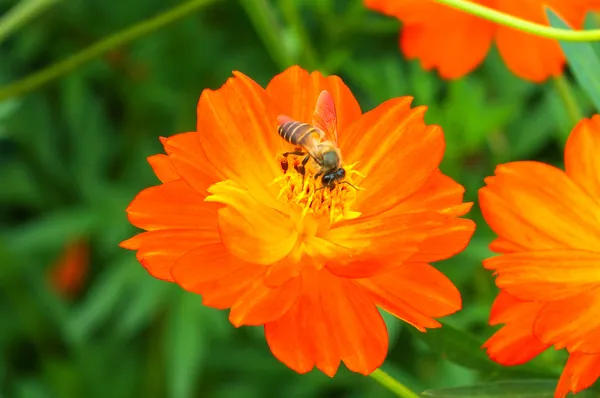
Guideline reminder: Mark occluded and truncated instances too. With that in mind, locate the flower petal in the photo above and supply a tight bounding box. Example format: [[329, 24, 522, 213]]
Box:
[[229, 275, 301, 327], [171, 242, 265, 310], [565, 115, 600, 203], [206, 181, 297, 265], [357, 262, 460, 332], [265, 65, 362, 133], [556, 352, 600, 398], [391, 169, 466, 214], [483, 291, 548, 365], [534, 287, 600, 354], [196, 71, 281, 205], [147, 153, 179, 183], [407, 217, 475, 263], [341, 98, 444, 216], [125, 179, 217, 231], [479, 162, 600, 251], [365, 0, 495, 79], [162, 132, 216, 196], [489, 237, 526, 254], [484, 250, 600, 301], [265, 268, 387, 376], [325, 211, 458, 278], [120, 229, 219, 281]]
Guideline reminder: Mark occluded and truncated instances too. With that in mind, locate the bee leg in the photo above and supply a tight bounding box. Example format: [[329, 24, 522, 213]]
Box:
[[282, 151, 306, 158], [298, 155, 310, 179]]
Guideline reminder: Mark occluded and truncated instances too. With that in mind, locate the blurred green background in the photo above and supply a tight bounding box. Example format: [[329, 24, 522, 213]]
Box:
[[1, 0, 598, 397]]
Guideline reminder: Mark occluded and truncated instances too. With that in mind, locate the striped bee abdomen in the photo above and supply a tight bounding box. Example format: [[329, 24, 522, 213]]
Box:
[[277, 121, 319, 146]]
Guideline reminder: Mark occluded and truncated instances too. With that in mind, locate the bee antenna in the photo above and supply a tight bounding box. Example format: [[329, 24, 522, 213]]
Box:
[[342, 181, 360, 190]]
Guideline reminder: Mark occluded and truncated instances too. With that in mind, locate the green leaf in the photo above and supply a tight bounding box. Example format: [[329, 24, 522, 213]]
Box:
[[546, 7, 600, 113], [165, 291, 208, 398], [410, 322, 557, 379], [423, 379, 598, 397]]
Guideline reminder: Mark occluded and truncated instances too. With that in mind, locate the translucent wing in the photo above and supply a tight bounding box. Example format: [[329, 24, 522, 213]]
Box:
[[312, 90, 338, 145]]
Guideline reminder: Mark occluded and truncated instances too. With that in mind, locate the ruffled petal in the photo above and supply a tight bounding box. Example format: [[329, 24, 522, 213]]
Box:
[[265, 65, 362, 133], [147, 153, 179, 183], [483, 291, 548, 365], [534, 287, 600, 354], [162, 132, 216, 196], [479, 162, 600, 251], [265, 268, 387, 376], [365, 0, 495, 79], [170, 243, 265, 310], [489, 237, 526, 254], [341, 98, 444, 216], [120, 229, 219, 281], [484, 250, 600, 301], [196, 71, 281, 205], [229, 275, 301, 327], [556, 352, 600, 398], [356, 262, 460, 332], [565, 115, 600, 203], [407, 217, 475, 263], [206, 181, 297, 265], [125, 179, 217, 231], [325, 211, 456, 277]]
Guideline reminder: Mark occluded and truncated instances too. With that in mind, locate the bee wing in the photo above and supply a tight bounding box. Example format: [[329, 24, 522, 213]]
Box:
[[312, 90, 338, 146]]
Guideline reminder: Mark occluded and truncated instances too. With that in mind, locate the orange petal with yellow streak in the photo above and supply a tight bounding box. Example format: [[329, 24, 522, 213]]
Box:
[[147, 154, 179, 183], [325, 211, 460, 278], [357, 262, 461, 332], [534, 287, 600, 354], [391, 169, 466, 214], [170, 243, 265, 310], [555, 351, 600, 398], [265, 65, 362, 132], [229, 275, 301, 327], [341, 98, 444, 217], [489, 237, 526, 254], [565, 114, 600, 203], [196, 71, 281, 207], [265, 268, 387, 376], [125, 179, 216, 231], [479, 161, 600, 251], [120, 229, 219, 281], [206, 181, 297, 265], [162, 132, 216, 196], [484, 250, 600, 301]]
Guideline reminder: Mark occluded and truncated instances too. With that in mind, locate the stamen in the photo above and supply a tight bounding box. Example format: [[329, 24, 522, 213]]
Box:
[[273, 153, 363, 224]]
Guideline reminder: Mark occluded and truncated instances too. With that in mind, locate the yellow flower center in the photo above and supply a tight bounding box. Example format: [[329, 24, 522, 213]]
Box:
[[271, 153, 364, 224]]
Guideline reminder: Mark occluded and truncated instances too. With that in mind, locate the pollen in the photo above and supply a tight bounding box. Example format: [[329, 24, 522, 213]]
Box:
[[271, 154, 364, 224]]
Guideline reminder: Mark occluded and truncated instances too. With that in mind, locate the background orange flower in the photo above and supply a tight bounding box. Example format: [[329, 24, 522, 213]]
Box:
[[364, 0, 600, 82], [121, 66, 475, 376], [480, 115, 600, 397]]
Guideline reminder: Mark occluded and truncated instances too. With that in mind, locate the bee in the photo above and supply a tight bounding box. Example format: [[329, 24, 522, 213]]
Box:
[[277, 90, 357, 190]]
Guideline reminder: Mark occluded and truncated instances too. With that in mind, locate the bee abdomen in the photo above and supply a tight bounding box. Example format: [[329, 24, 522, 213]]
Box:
[[277, 121, 317, 146]]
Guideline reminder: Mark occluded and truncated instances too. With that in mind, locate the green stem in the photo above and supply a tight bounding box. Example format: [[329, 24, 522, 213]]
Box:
[[239, 0, 294, 70], [369, 368, 421, 398], [553, 74, 583, 128], [434, 0, 600, 41], [0, 0, 63, 45], [0, 0, 219, 102]]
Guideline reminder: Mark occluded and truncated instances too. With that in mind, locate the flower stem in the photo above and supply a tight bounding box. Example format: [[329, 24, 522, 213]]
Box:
[[553, 74, 583, 126], [369, 368, 421, 398], [0, 0, 219, 102], [433, 0, 600, 41], [0, 0, 64, 46]]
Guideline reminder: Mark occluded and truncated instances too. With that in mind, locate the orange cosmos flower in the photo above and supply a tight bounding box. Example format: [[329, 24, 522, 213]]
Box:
[[364, 0, 600, 82], [48, 238, 88, 298], [120, 65, 475, 376], [480, 115, 600, 397]]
